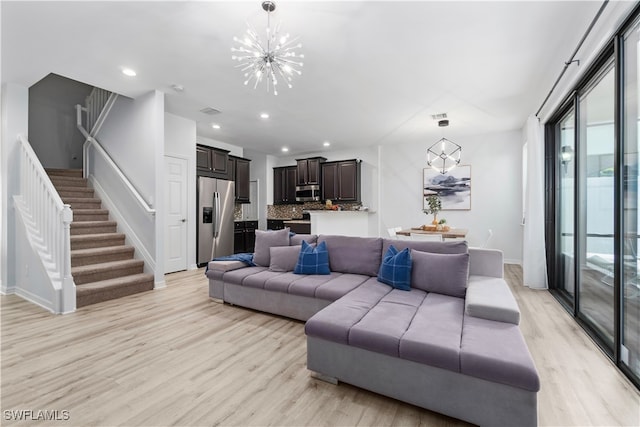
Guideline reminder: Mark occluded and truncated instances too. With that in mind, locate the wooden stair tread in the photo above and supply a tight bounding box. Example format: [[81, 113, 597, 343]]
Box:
[[71, 259, 143, 275], [70, 233, 125, 241], [62, 197, 101, 203], [71, 245, 134, 257], [75, 273, 154, 292], [45, 168, 83, 177], [72, 209, 109, 214], [71, 220, 117, 227]]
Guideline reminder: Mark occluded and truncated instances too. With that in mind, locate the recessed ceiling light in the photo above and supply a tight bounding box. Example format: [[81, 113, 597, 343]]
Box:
[[260, 113, 270, 119], [281, 147, 289, 152], [122, 68, 137, 77], [212, 124, 221, 129], [323, 141, 331, 147]]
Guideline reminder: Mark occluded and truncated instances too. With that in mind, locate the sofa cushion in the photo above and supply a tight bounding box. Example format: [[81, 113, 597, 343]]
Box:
[[377, 245, 412, 291], [305, 278, 392, 344], [411, 250, 469, 298], [290, 234, 318, 246], [288, 272, 343, 298], [382, 239, 468, 256], [460, 314, 540, 392], [465, 276, 520, 324], [314, 274, 371, 301], [399, 292, 464, 372], [269, 245, 302, 272], [294, 241, 330, 275], [348, 288, 427, 357], [222, 266, 268, 285], [253, 228, 291, 267], [318, 235, 383, 277]]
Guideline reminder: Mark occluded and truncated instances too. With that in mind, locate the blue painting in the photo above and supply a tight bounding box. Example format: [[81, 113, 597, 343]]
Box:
[[423, 165, 471, 210]]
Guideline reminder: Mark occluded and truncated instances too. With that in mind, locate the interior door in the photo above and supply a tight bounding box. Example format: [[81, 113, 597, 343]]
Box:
[[164, 156, 188, 273]]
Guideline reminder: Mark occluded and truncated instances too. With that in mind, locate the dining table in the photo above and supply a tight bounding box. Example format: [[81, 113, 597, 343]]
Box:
[[396, 227, 468, 240]]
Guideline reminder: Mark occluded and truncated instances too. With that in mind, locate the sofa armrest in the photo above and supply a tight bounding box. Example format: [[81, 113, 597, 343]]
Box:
[[468, 247, 503, 278], [207, 260, 247, 273], [465, 276, 520, 325]]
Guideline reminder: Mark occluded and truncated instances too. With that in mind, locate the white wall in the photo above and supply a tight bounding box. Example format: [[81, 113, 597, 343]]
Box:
[[95, 91, 162, 208], [28, 74, 92, 169], [93, 90, 165, 286], [380, 130, 524, 263], [164, 112, 197, 270], [1, 83, 29, 293], [197, 136, 243, 158]]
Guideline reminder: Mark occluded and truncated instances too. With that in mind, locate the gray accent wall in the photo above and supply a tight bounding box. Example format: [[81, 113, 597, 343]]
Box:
[[28, 74, 93, 169]]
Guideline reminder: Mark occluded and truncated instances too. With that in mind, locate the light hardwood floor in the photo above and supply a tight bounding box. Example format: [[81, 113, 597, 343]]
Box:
[[1, 265, 639, 426]]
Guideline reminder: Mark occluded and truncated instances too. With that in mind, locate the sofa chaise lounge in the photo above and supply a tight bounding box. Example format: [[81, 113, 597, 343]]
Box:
[[206, 232, 540, 427]]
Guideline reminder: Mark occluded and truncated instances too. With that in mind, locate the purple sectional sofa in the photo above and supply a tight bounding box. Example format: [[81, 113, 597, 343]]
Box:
[[206, 233, 539, 427]]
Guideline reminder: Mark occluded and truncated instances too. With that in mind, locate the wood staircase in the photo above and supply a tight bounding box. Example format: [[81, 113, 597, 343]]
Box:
[[46, 168, 154, 308]]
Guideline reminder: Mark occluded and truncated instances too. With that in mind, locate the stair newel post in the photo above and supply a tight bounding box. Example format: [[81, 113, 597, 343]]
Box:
[[60, 204, 75, 312]]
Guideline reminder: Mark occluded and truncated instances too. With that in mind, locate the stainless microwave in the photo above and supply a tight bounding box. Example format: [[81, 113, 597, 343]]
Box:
[[295, 184, 321, 202]]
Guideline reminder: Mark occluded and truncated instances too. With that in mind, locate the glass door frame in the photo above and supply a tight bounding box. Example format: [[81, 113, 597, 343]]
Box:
[[546, 36, 638, 388]]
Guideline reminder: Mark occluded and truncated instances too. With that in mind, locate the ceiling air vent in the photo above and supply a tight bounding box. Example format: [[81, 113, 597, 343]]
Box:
[[431, 113, 448, 120], [200, 107, 221, 115]]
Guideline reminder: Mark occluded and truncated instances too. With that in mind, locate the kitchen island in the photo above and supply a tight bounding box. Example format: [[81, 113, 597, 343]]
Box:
[[308, 210, 373, 237]]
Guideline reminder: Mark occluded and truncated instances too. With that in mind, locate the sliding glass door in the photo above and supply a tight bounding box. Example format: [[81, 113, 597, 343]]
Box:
[[558, 110, 576, 302], [623, 17, 640, 381], [548, 11, 640, 389], [578, 64, 616, 349]]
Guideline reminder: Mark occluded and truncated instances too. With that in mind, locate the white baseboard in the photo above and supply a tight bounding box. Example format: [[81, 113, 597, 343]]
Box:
[[188, 264, 198, 271], [15, 287, 55, 314], [154, 280, 166, 289], [505, 259, 522, 266]]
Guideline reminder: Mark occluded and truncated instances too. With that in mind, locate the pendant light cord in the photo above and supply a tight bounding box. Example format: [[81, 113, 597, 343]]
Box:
[[535, 0, 609, 118]]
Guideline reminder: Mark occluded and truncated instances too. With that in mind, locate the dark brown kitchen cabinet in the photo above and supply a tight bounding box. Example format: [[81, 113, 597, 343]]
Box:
[[229, 155, 251, 203], [273, 166, 298, 204], [296, 157, 326, 186], [234, 220, 258, 253], [267, 219, 286, 230], [196, 144, 229, 179], [321, 160, 361, 202]]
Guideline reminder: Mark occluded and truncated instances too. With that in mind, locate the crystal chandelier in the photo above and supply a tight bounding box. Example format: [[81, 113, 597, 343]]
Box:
[[427, 120, 462, 174], [231, 1, 304, 95]]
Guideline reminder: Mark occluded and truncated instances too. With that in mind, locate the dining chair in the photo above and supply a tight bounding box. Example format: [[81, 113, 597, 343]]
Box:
[[410, 233, 443, 242]]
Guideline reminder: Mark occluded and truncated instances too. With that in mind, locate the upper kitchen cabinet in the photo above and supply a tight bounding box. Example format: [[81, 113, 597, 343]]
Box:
[[273, 166, 298, 204], [322, 160, 361, 202], [230, 155, 251, 203], [296, 157, 326, 186], [196, 144, 229, 179]]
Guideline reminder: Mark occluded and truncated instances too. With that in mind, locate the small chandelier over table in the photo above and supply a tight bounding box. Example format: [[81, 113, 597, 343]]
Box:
[[231, 1, 304, 95], [427, 119, 462, 174]]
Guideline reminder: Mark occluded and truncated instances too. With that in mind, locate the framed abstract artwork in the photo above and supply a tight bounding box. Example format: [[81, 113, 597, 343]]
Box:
[[423, 165, 471, 210]]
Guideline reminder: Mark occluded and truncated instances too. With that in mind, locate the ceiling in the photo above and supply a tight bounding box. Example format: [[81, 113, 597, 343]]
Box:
[[1, 1, 601, 156]]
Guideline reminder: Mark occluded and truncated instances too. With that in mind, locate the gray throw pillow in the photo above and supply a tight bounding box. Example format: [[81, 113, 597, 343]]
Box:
[[411, 250, 470, 298], [290, 234, 318, 246], [269, 245, 302, 272], [253, 228, 290, 267]]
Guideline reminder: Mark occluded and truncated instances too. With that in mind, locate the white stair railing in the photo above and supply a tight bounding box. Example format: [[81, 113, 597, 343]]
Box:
[[85, 87, 112, 135], [16, 134, 75, 313], [76, 103, 155, 214]]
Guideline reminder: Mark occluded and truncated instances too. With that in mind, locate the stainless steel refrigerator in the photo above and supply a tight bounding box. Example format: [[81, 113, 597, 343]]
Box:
[[197, 177, 235, 266]]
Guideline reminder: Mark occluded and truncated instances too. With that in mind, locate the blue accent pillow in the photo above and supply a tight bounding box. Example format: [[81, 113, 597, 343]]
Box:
[[294, 240, 330, 275], [377, 245, 412, 291]]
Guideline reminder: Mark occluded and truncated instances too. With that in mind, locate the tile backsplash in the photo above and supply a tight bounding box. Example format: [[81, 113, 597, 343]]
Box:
[[267, 201, 362, 219]]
